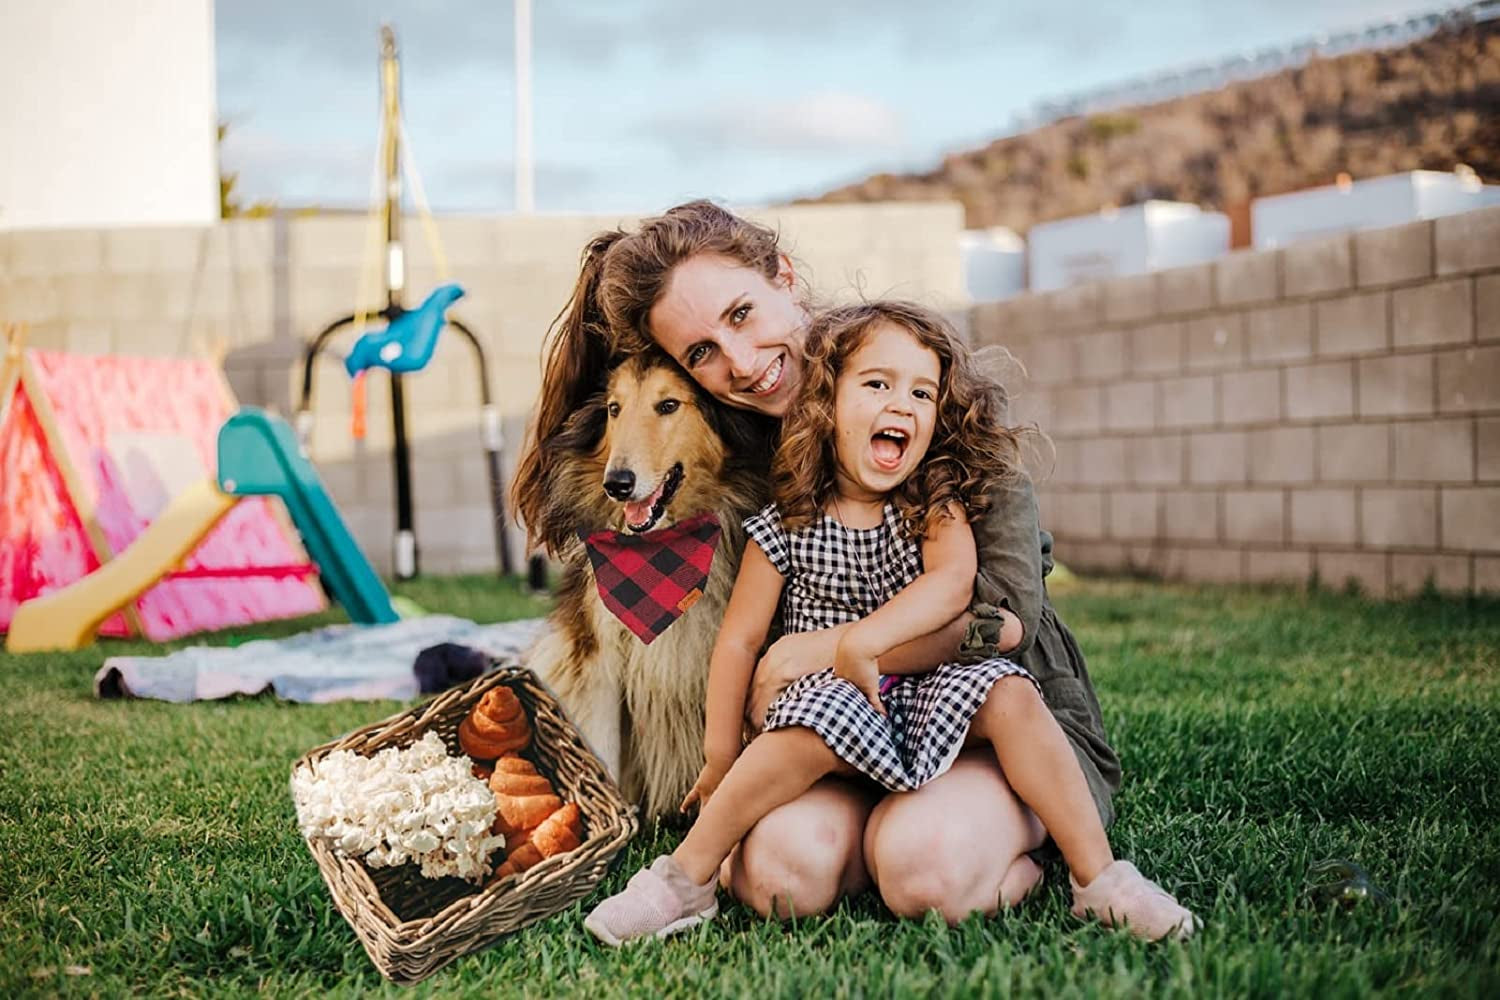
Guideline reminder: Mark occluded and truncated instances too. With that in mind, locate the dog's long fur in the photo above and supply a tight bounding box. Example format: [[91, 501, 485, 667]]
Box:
[[524, 353, 769, 819]]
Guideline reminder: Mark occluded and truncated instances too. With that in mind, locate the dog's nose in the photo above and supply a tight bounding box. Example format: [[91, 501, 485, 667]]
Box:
[[603, 468, 636, 500]]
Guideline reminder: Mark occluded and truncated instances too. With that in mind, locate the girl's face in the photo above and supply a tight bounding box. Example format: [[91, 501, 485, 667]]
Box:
[[648, 253, 807, 417], [831, 322, 941, 504]]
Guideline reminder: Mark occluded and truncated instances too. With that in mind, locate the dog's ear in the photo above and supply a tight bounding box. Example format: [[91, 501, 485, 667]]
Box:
[[697, 390, 778, 465]]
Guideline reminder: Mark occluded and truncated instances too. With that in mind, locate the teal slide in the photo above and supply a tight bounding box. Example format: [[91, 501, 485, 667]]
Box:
[[217, 408, 398, 625]]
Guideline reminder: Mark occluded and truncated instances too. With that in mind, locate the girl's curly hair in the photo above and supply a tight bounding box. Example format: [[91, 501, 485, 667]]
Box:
[[772, 301, 1024, 538]]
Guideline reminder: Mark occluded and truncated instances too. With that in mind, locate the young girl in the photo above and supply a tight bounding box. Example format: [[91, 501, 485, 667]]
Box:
[[584, 302, 1198, 945]]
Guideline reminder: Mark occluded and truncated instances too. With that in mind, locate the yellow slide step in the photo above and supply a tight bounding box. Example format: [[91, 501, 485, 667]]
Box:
[[6, 481, 238, 653]]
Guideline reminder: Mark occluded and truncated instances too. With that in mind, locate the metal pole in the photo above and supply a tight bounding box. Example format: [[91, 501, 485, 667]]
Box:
[[380, 25, 419, 580], [514, 0, 534, 213]]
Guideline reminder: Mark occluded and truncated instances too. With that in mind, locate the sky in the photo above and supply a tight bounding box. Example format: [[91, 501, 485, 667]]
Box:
[[215, 0, 1439, 215]]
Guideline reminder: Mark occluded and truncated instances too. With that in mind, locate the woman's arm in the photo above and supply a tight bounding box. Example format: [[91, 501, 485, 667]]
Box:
[[701, 541, 785, 765]]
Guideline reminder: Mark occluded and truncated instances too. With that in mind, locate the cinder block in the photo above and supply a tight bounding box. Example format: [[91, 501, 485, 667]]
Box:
[[1481, 417, 1500, 481], [1247, 302, 1314, 363], [1048, 283, 1103, 331], [1184, 312, 1246, 371], [1065, 542, 1130, 574], [1157, 263, 1213, 316], [1041, 491, 1105, 540], [1104, 381, 1156, 432], [0, 277, 62, 323], [1435, 203, 1500, 276], [1249, 426, 1316, 483], [1283, 234, 1353, 297], [1246, 549, 1313, 585], [1391, 553, 1471, 594], [1171, 546, 1246, 584], [1010, 386, 1054, 430], [1478, 274, 1500, 345], [1353, 219, 1434, 287], [1441, 487, 1500, 551], [1050, 385, 1102, 435], [65, 321, 113, 355], [1025, 334, 1077, 385], [1075, 330, 1128, 381], [1108, 491, 1160, 540], [1164, 490, 1217, 541], [1316, 291, 1389, 356], [1358, 354, 1435, 418], [1476, 556, 1500, 594], [1103, 273, 1157, 323], [1290, 489, 1358, 545], [1391, 419, 1474, 482], [1073, 436, 1129, 485], [1317, 551, 1389, 596], [289, 217, 369, 270], [1219, 368, 1281, 426], [1437, 345, 1500, 414], [104, 226, 224, 274], [1215, 248, 1280, 306], [1129, 321, 1184, 375], [1361, 488, 1438, 548], [1158, 374, 1216, 428], [1317, 423, 1390, 482], [968, 302, 1009, 348], [1392, 278, 1473, 348], [1284, 361, 1355, 422], [1128, 435, 1184, 485], [1188, 430, 1249, 485]]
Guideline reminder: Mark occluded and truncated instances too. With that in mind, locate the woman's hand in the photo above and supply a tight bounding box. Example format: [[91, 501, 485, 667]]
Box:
[[834, 630, 885, 716], [680, 755, 733, 813], [746, 627, 846, 727]]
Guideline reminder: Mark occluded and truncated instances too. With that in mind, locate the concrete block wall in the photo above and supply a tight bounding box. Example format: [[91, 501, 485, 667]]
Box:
[[0, 202, 964, 575], [971, 204, 1500, 597]]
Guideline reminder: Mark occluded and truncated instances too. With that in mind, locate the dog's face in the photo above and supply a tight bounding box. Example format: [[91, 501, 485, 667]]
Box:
[[597, 356, 727, 533]]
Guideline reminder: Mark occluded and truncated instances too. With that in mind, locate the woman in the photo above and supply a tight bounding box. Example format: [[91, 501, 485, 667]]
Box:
[[513, 201, 1122, 924]]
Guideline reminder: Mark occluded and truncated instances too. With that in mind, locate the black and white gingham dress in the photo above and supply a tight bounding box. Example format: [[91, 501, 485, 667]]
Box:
[[746, 502, 1035, 792]]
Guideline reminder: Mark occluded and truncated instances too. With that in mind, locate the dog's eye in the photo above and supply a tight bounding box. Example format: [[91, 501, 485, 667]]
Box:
[[655, 399, 680, 415], [607, 401, 620, 418]]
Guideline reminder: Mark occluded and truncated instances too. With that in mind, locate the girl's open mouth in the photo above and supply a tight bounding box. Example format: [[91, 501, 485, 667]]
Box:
[[622, 463, 684, 532], [869, 429, 908, 471]]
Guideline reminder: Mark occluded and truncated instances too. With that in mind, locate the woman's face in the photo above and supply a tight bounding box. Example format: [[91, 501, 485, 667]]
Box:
[[647, 253, 807, 417]]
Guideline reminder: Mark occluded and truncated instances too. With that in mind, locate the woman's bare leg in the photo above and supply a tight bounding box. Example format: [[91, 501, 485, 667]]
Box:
[[672, 727, 844, 884], [720, 777, 878, 919], [864, 749, 1046, 923]]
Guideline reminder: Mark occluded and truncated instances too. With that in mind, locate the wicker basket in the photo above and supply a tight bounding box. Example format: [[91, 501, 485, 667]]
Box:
[[293, 665, 638, 984]]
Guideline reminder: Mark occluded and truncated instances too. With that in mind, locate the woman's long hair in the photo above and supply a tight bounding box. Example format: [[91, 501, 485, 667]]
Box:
[[511, 201, 788, 552], [772, 301, 1026, 539]]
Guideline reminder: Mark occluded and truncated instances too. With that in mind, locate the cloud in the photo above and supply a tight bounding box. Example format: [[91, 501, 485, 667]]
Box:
[[645, 91, 907, 157]]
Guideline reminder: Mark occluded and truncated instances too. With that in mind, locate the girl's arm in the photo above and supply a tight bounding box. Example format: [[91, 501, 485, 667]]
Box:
[[833, 504, 977, 708], [700, 540, 785, 768]]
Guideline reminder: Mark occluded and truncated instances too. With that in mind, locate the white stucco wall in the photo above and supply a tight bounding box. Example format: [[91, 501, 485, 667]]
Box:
[[0, 0, 218, 230]]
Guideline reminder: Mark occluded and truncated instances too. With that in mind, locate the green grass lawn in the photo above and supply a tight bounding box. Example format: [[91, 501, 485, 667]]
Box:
[[2, 576, 1498, 998]]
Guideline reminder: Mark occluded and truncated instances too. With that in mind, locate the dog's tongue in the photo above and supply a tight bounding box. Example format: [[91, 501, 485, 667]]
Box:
[[624, 480, 666, 529], [871, 436, 902, 464]]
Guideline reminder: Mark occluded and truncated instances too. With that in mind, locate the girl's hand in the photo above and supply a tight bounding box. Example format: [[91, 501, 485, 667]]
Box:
[[747, 628, 847, 726], [834, 632, 886, 716], [680, 756, 732, 813]]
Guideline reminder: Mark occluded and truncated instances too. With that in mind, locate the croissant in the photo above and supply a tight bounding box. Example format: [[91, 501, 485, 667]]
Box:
[[459, 687, 532, 760], [493, 802, 583, 880], [489, 756, 563, 836]]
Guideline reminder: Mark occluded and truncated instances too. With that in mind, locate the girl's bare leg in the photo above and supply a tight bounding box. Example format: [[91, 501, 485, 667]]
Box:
[[672, 727, 845, 885], [864, 749, 1047, 923]]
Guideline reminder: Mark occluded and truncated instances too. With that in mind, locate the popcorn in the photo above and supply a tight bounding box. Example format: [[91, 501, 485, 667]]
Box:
[[292, 732, 504, 882]]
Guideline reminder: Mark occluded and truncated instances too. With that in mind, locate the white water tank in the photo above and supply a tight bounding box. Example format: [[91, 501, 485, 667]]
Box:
[[1252, 169, 1500, 249], [959, 227, 1026, 302], [1027, 201, 1229, 292]]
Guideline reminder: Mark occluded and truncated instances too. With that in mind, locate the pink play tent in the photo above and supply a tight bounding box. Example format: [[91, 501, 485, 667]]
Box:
[[0, 334, 326, 641]]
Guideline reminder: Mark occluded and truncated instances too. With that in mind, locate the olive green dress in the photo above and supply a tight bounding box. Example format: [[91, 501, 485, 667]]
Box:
[[962, 474, 1122, 829]]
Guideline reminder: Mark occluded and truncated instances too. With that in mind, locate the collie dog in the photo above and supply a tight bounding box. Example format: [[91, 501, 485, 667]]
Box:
[[525, 353, 766, 819]]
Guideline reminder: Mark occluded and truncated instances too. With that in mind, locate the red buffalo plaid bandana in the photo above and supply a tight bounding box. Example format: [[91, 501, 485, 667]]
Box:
[[580, 512, 722, 645]]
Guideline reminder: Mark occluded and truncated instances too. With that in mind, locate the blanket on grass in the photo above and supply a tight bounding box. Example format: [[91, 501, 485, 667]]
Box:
[[93, 615, 549, 703]]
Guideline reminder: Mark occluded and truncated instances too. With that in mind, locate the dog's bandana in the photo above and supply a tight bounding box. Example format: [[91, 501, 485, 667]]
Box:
[[580, 512, 721, 646]]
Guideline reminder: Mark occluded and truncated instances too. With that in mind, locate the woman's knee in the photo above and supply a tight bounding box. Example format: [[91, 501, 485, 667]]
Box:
[[726, 779, 873, 919]]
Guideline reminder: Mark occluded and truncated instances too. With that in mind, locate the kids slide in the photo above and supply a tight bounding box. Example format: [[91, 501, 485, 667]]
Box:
[[216, 408, 398, 626], [5, 480, 238, 653]]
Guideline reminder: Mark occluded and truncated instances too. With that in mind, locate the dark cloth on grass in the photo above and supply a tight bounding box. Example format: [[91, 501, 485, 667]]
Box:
[[413, 642, 492, 694]]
